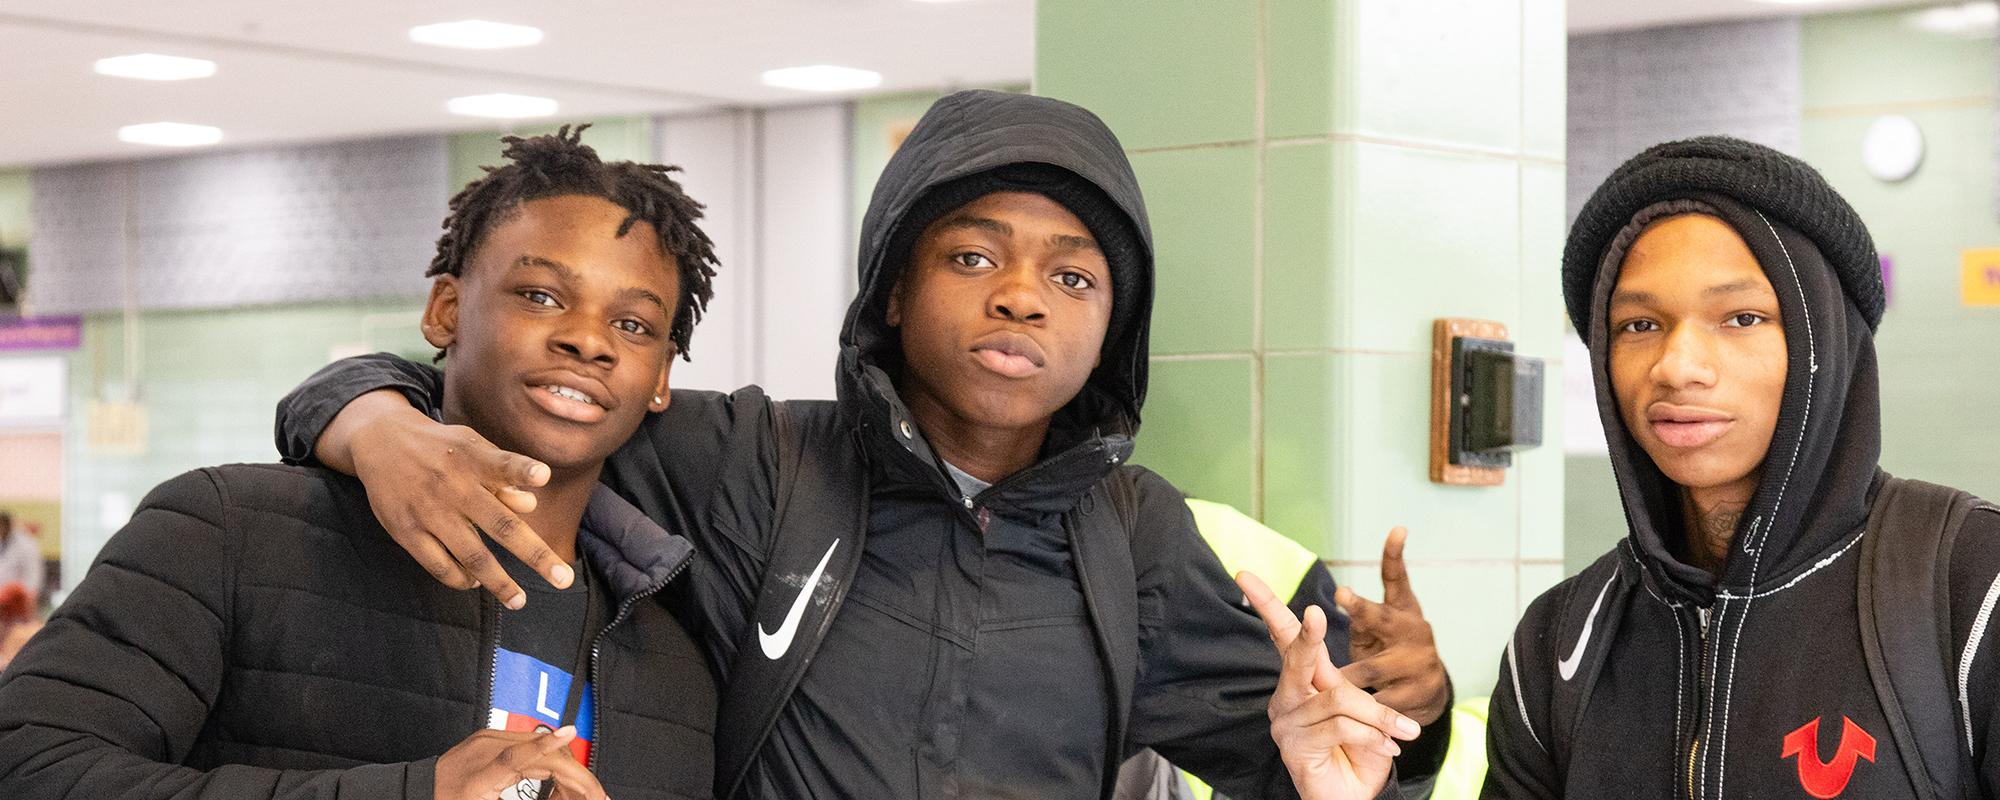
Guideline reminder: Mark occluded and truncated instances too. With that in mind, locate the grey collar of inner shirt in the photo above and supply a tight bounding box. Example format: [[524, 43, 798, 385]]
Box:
[[942, 459, 991, 503]]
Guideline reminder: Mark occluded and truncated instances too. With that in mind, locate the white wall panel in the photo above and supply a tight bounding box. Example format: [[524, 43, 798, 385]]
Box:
[[756, 104, 853, 401], [657, 110, 760, 393], [654, 103, 853, 401]]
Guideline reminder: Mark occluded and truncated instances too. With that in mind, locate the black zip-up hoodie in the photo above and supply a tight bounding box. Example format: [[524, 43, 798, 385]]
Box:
[[0, 464, 713, 800], [275, 90, 1365, 800], [1486, 138, 2000, 798]]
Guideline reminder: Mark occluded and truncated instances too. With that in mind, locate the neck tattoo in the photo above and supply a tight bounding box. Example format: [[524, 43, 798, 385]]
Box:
[[1689, 501, 1746, 574]]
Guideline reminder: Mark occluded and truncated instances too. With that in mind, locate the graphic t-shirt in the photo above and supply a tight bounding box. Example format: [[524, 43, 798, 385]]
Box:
[[488, 546, 597, 800]]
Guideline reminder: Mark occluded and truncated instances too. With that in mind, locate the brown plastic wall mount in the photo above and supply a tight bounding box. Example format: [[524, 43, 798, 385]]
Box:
[[1429, 317, 1508, 486]]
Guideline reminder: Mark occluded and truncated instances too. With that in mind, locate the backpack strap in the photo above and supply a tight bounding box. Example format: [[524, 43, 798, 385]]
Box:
[[1547, 547, 1629, 778], [714, 401, 870, 799], [1066, 469, 1143, 800], [1858, 475, 1980, 800]]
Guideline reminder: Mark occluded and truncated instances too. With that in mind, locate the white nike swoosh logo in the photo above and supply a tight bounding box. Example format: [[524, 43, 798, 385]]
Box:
[[1558, 568, 1618, 681], [760, 539, 841, 660]]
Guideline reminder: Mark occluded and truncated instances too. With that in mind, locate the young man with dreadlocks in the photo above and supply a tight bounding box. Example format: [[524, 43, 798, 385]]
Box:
[[0, 127, 721, 800]]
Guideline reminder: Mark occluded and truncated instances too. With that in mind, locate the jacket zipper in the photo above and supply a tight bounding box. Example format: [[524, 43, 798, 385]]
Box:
[[481, 594, 501, 730], [584, 550, 694, 771], [1685, 605, 1712, 800]]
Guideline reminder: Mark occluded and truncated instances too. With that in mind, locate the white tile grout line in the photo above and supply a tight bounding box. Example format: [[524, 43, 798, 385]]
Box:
[[1124, 139, 1259, 154], [1130, 134, 1565, 167], [1334, 0, 1358, 571], [1515, 0, 1527, 625], [1250, 0, 1269, 522], [1149, 352, 1258, 362]]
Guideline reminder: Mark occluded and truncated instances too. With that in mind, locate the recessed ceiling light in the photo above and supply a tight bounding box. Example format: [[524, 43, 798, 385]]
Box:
[[761, 65, 883, 92], [94, 54, 216, 81], [447, 93, 559, 118], [409, 20, 544, 49], [1908, 2, 1999, 35], [119, 122, 222, 147]]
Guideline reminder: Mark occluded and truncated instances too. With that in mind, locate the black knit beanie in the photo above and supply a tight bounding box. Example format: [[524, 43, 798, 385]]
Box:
[[875, 162, 1147, 362], [1564, 136, 1883, 338]]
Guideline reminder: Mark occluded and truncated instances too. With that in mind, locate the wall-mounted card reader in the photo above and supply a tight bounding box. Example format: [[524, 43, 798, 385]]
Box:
[[1429, 318, 1545, 486]]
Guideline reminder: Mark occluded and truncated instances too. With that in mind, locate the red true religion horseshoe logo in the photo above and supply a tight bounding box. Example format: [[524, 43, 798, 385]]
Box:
[[1780, 716, 1877, 798]]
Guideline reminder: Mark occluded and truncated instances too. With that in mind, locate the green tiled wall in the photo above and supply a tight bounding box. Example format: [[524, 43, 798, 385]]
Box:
[[0, 168, 28, 250], [1563, 455, 1623, 574], [1800, 8, 2000, 501], [1130, 146, 1258, 355], [59, 302, 431, 584], [1037, 0, 1259, 151], [1038, 0, 1567, 698], [1134, 357, 1257, 513], [1, 168, 27, 298]]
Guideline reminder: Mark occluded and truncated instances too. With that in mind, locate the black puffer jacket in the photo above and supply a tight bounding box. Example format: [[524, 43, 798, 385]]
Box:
[[0, 464, 715, 800], [1487, 141, 2000, 798], [278, 90, 1386, 800]]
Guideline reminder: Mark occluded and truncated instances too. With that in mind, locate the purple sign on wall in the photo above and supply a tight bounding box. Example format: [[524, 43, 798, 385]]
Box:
[[1881, 255, 1894, 306], [0, 314, 82, 351]]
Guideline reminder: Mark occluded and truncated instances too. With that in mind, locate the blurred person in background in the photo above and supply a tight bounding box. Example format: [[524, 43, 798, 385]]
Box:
[[0, 511, 41, 608], [0, 511, 37, 671]]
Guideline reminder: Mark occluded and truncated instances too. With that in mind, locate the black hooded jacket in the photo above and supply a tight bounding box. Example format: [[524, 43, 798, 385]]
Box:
[[1486, 140, 2000, 798], [0, 465, 713, 800], [276, 90, 1350, 800]]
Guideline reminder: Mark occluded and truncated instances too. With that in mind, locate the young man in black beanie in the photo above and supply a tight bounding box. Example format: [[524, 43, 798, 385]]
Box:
[[268, 90, 1442, 800], [1487, 136, 2000, 798]]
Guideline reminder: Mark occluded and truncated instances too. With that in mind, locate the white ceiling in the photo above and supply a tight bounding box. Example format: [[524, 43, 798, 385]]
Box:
[[0, 0, 1036, 167], [0, 0, 1953, 168]]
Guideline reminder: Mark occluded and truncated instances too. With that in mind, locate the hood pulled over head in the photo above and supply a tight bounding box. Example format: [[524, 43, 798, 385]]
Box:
[[1566, 136, 1884, 600], [843, 89, 1155, 436]]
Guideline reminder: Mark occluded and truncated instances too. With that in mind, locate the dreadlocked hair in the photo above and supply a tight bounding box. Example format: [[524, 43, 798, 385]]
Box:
[[430, 124, 718, 359]]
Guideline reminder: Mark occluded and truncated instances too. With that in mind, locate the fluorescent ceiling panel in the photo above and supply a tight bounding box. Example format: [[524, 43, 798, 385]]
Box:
[[408, 20, 544, 49], [761, 65, 883, 91], [447, 93, 559, 118], [93, 53, 216, 81], [118, 122, 223, 146]]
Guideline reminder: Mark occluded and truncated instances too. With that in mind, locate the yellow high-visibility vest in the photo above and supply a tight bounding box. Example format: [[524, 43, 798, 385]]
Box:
[[1177, 500, 1492, 800], [1184, 498, 1320, 593]]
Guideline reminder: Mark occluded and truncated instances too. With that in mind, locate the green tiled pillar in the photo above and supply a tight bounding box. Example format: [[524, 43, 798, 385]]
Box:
[[1038, 0, 1566, 697]]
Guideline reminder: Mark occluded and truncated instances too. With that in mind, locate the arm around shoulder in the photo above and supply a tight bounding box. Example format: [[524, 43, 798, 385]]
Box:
[[275, 353, 442, 465]]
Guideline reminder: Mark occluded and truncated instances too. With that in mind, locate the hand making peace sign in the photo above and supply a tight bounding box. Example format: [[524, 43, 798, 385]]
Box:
[[1238, 569, 1422, 800], [1336, 526, 1450, 726]]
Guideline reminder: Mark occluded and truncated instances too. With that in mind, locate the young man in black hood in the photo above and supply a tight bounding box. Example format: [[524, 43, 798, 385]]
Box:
[[272, 90, 1443, 800], [1487, 136, 2000, 798]]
